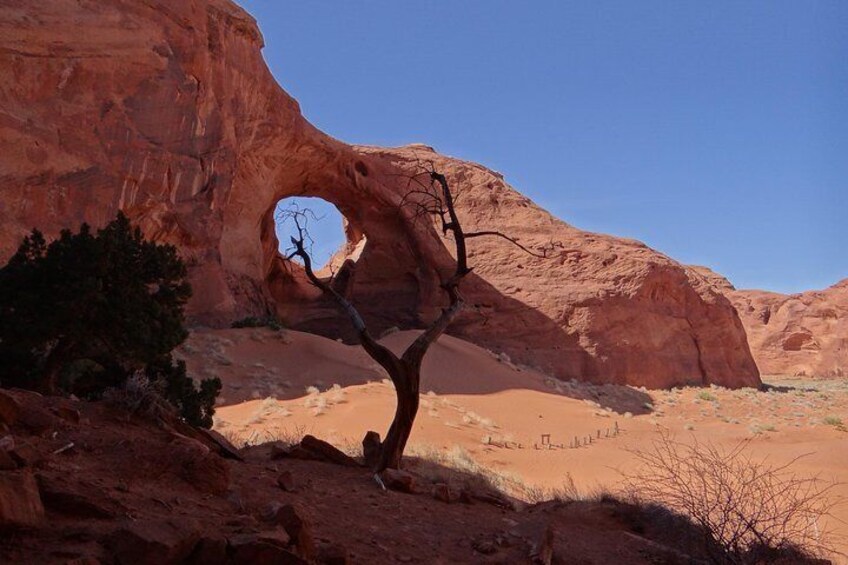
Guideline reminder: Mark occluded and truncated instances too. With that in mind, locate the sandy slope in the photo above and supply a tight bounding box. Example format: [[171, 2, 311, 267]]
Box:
[[178, 327, 848, 559]]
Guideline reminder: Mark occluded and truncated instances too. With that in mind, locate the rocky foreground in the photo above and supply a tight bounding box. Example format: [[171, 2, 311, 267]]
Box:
[[0, 387, 758, 564]]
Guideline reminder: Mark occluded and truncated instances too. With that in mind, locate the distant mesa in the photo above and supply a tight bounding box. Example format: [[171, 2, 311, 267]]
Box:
[[0, 0, 760, 389], [692, 268, 847, 378]]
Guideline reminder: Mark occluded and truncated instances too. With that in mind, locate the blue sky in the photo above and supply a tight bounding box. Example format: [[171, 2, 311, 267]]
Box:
[[242, 1, 847, 293]]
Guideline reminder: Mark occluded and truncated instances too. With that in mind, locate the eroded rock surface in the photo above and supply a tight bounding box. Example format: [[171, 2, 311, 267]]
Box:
[[692, 268, 847, 377], [0, 0, 759, 388]]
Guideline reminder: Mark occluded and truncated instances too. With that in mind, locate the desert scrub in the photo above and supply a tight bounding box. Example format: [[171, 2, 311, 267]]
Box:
[[750, 423, 777, 434], [461, 411, 498, 430], [328, 383, 347, 403], [697, 390, 718, 402], [231, 316, 283, 331], [622, 431, 840, 563], [256, 397, 291, 418], [303, 395, 328, 415], [405, 444, 531, 499], [822, 415, 843, 427], [232, 424, 308, 448]]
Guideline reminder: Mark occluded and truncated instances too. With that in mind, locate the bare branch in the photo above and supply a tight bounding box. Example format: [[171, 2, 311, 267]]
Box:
[[464, 230, 550, 258], [281, 206, 401, 377], [621, 430, 844, 562]]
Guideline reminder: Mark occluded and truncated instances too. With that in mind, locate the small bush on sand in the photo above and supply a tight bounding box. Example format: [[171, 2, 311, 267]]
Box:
[[407, 444, 560, 504], [749, 422, 776, 434], [328, 383, 346, 403], [697, 390, 718, 402], [304, 395, 328, 416], [823, 415, 843, 427], [520, 473, 583, 504], [253, 397, 292, 420], [406, 444, 514, 494]]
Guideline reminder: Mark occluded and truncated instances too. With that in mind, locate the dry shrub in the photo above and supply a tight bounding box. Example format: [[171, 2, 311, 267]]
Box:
[[520, 473, 585, 504], [622, 431, 841, 564], [823, 415, 845, 430], [328, 383, 347, 404], [405, 444, 584, 505], [246, 397, 292, 425], [406, 444, 520, 495], [103, 371, 171, 421], [245, 423, 308, 447]]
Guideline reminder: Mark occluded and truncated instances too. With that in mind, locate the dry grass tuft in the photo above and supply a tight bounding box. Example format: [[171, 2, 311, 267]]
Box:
[[220, 423, 308, 448], [823, 415, 844, 428], [406, 444, 591, 505], [697, 390, 718, 402]]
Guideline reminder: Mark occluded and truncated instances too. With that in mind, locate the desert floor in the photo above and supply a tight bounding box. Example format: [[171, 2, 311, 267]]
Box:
[[178, 326, 848, 560]]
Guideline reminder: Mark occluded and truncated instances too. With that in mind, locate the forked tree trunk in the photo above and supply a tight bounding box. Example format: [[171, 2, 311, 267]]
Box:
[[285, 169, 533, 472]]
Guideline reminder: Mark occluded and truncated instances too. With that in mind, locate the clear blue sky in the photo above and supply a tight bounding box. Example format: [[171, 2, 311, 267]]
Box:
[[241, 1, 847, 293]]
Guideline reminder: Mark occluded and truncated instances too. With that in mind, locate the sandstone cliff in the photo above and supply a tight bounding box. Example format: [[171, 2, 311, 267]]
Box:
[[691, 268, 847, 377], [0, 0, 760, 388]]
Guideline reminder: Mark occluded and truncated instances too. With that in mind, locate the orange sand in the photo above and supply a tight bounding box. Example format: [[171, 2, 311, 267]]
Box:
[[178, 327, 848, 560]]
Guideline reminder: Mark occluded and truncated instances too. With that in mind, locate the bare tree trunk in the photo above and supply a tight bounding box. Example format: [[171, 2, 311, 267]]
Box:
[[283, 167, 535, 472], [376, 364, 420, 470]]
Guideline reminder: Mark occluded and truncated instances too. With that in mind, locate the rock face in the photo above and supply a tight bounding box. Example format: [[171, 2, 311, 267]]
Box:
[[691, 268, 847, 377], [0, 0, 760, 388], [0, 469, 45, 527]]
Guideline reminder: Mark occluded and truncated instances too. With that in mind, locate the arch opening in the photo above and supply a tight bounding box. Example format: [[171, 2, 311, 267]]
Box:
[[264, 196, 369, 334], [273, 196, 366, 273], [275, 197, 341, 270]]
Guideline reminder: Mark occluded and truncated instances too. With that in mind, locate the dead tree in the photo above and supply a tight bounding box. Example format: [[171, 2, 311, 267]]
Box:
[[283, 166, 546, 472]]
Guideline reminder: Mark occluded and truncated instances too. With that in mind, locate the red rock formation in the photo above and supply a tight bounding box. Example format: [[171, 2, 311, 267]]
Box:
[[359, 147, 760, 388], [0, 0, 760, 388], [691, 268, 847, 377]]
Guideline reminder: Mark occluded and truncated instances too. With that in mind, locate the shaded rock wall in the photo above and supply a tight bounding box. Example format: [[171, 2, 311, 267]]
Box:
[[0, 0, 760, 388]]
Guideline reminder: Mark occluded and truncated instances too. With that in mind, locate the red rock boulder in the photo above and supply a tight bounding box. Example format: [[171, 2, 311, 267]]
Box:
[[0, 469, 45, 527]]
